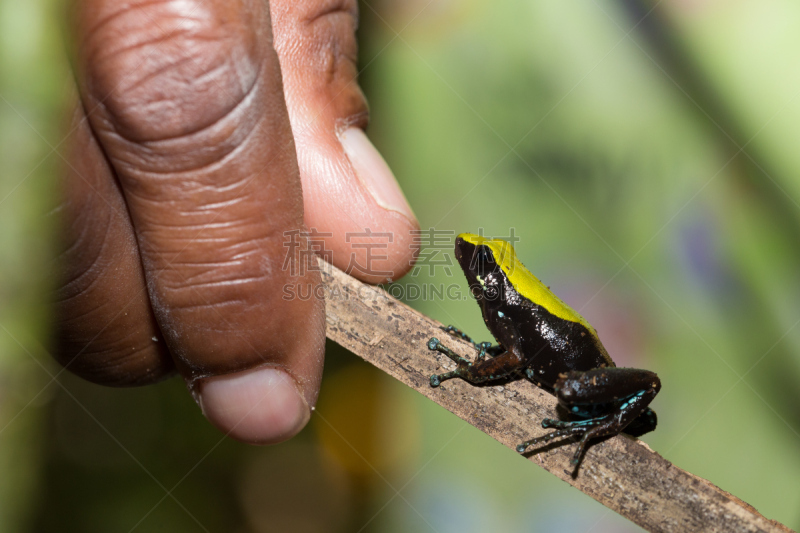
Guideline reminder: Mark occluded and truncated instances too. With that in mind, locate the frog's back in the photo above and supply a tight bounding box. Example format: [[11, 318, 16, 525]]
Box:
[[510, 300, 615, 388]]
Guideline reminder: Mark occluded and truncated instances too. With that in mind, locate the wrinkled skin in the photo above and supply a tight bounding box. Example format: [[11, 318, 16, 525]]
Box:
[[54, 0, 419, 444]]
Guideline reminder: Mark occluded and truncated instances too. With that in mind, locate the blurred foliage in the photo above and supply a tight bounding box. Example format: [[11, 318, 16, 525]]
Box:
[[1, 0, 65, 530], [1, 0, 800, 531]]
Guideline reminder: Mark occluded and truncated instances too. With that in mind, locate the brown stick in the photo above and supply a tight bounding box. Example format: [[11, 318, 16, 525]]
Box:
[[319, 261, 794, 533]]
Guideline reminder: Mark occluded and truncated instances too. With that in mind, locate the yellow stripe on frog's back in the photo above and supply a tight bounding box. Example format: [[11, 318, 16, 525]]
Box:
[[458, 233, 597, 335]]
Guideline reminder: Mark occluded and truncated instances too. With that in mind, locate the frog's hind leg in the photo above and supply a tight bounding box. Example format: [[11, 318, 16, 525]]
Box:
[[518, 368, 660, 466], [566, 386, 659, 466], [428, 339, 524, 387]]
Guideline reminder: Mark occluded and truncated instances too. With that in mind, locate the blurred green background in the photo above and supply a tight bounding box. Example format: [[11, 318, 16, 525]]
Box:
[[2, 0, 800, 531]]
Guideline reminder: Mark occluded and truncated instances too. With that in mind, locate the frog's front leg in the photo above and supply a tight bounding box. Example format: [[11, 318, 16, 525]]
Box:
[[440, 325, 504, 362], [440, 325, 477, 345], [427, 338, 525, 387], [517, 367, 661, 465]]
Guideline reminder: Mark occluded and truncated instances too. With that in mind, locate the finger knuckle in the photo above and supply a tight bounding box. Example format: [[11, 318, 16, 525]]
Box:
[[273, 0, 366, 116], [304, 0, 360, 81], [82, 0, 266, 145]]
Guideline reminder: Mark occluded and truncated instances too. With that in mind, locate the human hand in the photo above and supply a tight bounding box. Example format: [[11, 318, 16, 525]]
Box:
[[54, 0, 418, 444]]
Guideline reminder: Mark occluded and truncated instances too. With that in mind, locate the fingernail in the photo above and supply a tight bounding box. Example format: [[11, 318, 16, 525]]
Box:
[[339, 127, 416, 222], [197, 367, 310, 445]]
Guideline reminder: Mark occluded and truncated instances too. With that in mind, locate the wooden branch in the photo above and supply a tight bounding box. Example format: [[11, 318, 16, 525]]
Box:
[[320, 261, 794, 533]]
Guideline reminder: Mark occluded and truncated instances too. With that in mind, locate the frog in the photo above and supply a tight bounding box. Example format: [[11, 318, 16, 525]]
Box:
[[427, 233, 661, 467]]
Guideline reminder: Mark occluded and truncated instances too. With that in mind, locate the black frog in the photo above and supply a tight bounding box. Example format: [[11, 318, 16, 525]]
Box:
[[428, 234, 661, 466]]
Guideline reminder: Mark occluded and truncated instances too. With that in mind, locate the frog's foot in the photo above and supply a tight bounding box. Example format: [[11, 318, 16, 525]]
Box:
[[430, 369, 460, 387], [475, 342, 501, 363], [515, 427, 585, 454], [427, 338, 470, 365], [430, 361, 475, 387], [440, 325, 475, 344], [440, 326, 502, 362], [541, 418, 574, 429], [518, 416, 612, 464], [541, 416, 608, 430], [428, 338, 472, 387]]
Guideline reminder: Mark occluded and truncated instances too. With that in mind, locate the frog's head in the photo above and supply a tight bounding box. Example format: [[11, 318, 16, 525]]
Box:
[[455, 234, 515, 301]]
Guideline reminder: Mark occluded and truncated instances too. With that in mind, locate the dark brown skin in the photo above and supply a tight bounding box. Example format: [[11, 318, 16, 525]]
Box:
[[54, 0, 419, 444]]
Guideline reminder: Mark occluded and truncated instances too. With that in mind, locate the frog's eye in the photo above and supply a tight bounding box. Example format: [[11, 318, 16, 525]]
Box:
[[469, 245, 497, 277], [474, 246, 495, 267]]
